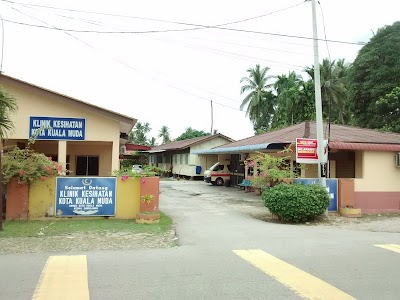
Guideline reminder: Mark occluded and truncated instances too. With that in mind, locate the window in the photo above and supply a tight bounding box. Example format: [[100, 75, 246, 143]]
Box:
[[185, 154, 189, 165], [180, 154, 183, 164], [76, 156, 99, 176], [157, 154, 163, 164], [174, 155, 177, 164]]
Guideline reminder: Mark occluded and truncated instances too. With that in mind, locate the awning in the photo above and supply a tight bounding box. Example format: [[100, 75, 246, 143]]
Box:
[[192, 143, 287, 154], [144, 150, 167, 153], [329, 142, 400, 152]]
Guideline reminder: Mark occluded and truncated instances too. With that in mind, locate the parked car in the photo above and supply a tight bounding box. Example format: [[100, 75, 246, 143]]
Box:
[[132, 165, 143, 174]]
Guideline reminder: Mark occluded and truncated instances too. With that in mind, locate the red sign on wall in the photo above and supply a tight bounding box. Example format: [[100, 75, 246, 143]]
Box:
[[296, 138, 318, 164], [296, 138, 328, 164]]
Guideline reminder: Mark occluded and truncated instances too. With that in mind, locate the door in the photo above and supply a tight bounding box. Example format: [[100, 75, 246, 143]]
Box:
[[76, 156, 99, 176]]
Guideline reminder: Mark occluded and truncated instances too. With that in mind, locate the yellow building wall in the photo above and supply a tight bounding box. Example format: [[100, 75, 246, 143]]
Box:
[[1, 79, 121, 142], [28, 177, 140, 219], [1, 78, 121, 173], [171, 137, 232, 177], [355, 151, 400, 192]]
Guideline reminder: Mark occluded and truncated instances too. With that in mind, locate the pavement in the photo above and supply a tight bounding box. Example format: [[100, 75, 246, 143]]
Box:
[[1, 180, 400, 299]]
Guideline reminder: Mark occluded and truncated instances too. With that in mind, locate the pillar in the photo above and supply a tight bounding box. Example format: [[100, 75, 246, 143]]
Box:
[[58, 140, 67, 171], [111, 140, 120, 173]]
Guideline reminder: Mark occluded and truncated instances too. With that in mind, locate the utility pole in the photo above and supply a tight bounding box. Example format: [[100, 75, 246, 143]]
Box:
[[210, 100, 214, 134], [311, 0, 327, 188]]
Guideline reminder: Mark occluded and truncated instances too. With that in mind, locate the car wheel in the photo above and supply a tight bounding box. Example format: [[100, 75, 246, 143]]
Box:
[[215, 177, 224, 186]]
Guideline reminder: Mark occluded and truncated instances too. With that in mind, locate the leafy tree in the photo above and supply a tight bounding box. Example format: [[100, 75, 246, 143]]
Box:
[[0, 87, 18, 231], [272, 71, 303, 128], [175, 127, 209, 141], [158, 125, 171, 144], [305, 58, 350, 124], [129, 122, 151, 145], [240, 64, 275, 128], [252, 91, 276, 132], [375, 87, 400, 133], [149, 137, 157, 147], [348, 21, 400, 129]]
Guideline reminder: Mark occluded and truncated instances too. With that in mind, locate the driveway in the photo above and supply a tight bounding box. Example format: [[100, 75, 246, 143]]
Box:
[[1, 179, 400, 300]]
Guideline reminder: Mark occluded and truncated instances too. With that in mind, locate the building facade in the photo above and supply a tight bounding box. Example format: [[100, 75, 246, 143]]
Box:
[[1, 75, 136, 176]]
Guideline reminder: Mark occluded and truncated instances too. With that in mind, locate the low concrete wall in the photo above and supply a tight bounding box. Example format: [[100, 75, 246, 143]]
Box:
[[18, 176, 145, 219]]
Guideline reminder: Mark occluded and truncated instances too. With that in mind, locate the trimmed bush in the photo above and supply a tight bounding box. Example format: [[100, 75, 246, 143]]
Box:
[[262, 183, 330, 222]]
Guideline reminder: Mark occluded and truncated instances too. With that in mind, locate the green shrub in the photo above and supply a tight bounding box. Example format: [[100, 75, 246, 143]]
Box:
[[262, 183, 330, 222]]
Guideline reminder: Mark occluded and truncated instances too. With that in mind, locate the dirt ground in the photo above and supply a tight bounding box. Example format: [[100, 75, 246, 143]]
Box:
[[0, 230, 177, 255]]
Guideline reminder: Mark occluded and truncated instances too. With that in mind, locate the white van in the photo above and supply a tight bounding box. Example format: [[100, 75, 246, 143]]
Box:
[[203, 162, 231, 186]]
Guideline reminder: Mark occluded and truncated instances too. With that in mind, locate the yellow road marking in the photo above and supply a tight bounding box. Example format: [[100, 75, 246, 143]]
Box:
[[375, 244, 400, 254], [32, 255, 90, 300], [233, 249, 355, 300]]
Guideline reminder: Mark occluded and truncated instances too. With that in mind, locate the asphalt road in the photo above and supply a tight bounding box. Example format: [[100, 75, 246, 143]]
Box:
[[1, 180, 400, 300]]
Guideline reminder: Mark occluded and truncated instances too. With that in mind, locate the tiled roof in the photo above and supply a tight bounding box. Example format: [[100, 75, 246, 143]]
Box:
[[329, 142, 400, 152], [150, 134, 234, 151], [215, 121, 400, 149]]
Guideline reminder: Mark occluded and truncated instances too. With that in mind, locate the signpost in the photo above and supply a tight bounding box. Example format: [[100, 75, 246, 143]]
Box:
[[55, 177, 116, 217], [29, 116, 86, 140]]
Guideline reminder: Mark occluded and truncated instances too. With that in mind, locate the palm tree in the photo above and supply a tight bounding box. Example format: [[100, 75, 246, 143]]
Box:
[[240, 65, 274, 127], [158, 125, 171, 144], [273, 71, 303, 127], [0, 87, 18, 231], [305, 58, 349, 124], [129, 122, 152, 145], [149, 137, 157, 147]]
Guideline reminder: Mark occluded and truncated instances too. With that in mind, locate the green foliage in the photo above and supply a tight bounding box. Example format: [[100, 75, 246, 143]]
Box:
[[305, 59, 350, 125], [141, 194, 154, 203], [129, 121, 151, 145], [158, 125, 171, 144], [349, 21, 400, 129], [262, 183, 330, 222], [0, 87, 18, 139], [250, 176, 268, 188], [175, 127, 209, 141], [375, 87, 400, 133], [2, 147, 65, 184], [0, 212, 173, 238], [247, 150, 298, 187], [240, 64, 275, 131]]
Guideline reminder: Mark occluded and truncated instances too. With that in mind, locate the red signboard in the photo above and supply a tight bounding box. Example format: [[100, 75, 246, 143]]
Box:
[[296, 138, 328, 164], [296, 138, 318, 163]]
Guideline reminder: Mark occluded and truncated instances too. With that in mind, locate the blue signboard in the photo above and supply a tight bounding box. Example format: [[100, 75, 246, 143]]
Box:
[[294, 178, 338, 211], [29, 116, 86, 140], [55, 177, 116, 217]]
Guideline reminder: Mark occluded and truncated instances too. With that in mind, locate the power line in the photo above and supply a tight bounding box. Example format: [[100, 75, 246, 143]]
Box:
[[6, 4, 245, 113], [3, 18, 365, 46], [1, 0, 306, 28], [0, 1, 365, 46], [318, 1, 331, 61]]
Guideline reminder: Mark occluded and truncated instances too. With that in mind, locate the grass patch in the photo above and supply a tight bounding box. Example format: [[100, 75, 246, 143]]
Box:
[[0, 212, 172, 238]]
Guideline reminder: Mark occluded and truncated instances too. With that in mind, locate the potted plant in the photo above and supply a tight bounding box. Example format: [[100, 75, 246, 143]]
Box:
[[339, 205, 362, 218], [251, 176, 268, 195]]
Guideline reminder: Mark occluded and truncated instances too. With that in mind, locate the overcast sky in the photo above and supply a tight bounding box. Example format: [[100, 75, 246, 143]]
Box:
[[0, 0, 399, 143]]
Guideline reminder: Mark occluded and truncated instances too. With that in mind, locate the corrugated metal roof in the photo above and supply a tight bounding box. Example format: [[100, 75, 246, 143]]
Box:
[[329, 142, 400, 152], [150, 133, 234, 151], [193, 143, 271, 154]]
